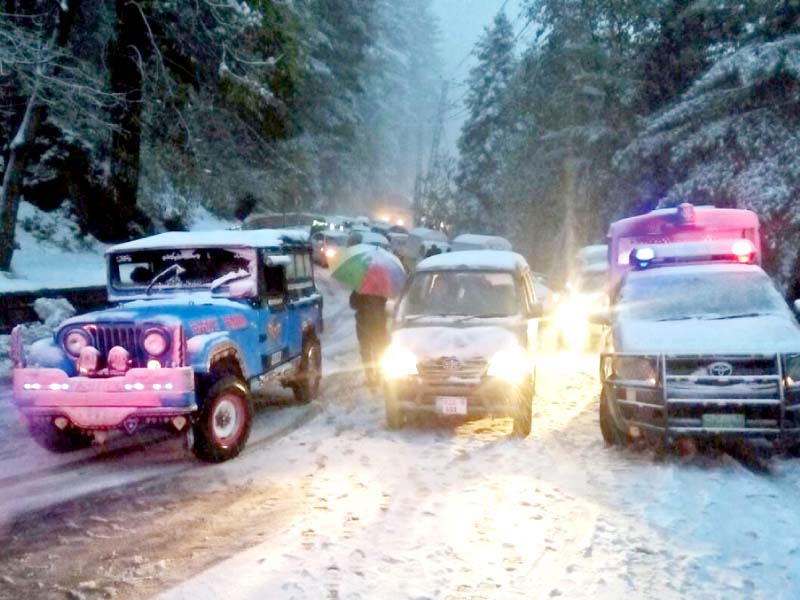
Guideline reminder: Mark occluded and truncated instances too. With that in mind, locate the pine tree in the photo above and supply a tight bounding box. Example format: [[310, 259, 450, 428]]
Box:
[[455, 10, 516, 231]]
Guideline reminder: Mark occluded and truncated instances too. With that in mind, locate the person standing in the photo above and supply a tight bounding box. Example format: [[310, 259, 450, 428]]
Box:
[[350, 290, 388, 388]]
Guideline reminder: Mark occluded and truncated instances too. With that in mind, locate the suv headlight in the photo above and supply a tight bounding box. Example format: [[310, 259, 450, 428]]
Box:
[[63, 328, 92, 358], [786, 355, 800, 385], [613, 357, 657, 383], [487, 346, 530, 383], [382, 345, 418, 378]]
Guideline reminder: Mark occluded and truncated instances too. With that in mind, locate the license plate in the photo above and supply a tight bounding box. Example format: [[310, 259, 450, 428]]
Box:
[[702, 413, 745, 429], [436, 396, 468, 415]]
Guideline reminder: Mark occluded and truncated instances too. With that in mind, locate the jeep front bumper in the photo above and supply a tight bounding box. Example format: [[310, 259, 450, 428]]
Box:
[[13, 367, 197, 431]]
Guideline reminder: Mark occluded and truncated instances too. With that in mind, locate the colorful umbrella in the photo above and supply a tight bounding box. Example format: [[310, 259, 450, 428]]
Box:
[[330, 243, 407, 298]]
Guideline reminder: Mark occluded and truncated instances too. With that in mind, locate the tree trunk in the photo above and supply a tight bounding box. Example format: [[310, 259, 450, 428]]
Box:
[[106, 0, 150, 241], [0, 88, 39, 271], [0, 2, 82, 271]]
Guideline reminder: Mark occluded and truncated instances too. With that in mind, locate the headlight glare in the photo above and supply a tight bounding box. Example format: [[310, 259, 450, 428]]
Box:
[[487, 346, 530, 383], [381, 345, 418, 378]]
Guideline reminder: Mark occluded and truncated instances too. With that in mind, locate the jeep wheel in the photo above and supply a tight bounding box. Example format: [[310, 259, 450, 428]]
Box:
[[193, 376, 253, 463], [599, 390, 626, 446], [28, 422, 93, 453], [293, 339, 322, 403], [512, 382, 533, 438]]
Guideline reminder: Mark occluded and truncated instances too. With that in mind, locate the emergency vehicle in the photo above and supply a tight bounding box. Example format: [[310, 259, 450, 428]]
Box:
[[9, 230, 324, 462], [595, 204, 800, 450]]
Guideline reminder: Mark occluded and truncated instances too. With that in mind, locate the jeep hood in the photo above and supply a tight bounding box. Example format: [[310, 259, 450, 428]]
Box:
[[615, 314, 800, 354], [59, 295, 252, 332], [390, 325, 521, 361]]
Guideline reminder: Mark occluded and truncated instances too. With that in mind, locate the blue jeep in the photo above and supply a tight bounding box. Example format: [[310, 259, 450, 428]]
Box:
[[10, 229, 323, 462]]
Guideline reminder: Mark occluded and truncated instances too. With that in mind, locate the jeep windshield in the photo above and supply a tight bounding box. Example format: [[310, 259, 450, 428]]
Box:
[[109, 247, 257, 296], [617, 267, 789, 322], [398, 271, 520, 320]]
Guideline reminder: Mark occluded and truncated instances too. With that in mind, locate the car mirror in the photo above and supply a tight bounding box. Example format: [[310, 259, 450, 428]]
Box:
[[794, 299, 800, 314], [588, 309, 611, 326]]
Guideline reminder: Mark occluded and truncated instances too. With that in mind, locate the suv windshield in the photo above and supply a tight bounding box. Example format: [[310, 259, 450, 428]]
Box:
[[110, 247, 256, 294], [618, 269, 789, 321], [398, 271, 520, 319]]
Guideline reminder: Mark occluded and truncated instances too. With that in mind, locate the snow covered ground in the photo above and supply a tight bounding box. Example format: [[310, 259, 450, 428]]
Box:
[[1, 271, 799, 600]]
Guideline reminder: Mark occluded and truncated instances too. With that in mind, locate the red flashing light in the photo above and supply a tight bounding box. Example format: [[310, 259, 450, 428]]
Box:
[[732, 239, 754, 263]]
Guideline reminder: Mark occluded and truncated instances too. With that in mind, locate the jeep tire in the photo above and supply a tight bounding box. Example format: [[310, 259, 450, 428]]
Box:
[[28, 422, 93, 453], [293, 338, 322, 403], [193, 376, 253, 463]]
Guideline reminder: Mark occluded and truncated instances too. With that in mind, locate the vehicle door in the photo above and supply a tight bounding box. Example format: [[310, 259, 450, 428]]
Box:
[[520, 271, 542, 353], [286, 250, 322, 358], [258, 251, 290, 372]]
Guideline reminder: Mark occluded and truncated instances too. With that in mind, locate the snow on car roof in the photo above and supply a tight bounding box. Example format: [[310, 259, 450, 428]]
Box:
[[107, 229, 309, 253], [417, 250, 529, 273], [451, 234, 513, 251]]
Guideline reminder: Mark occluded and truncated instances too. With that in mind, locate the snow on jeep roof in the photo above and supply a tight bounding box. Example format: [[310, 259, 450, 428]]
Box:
[[417, 250, 528, 273], [107, 229, 309, 253]]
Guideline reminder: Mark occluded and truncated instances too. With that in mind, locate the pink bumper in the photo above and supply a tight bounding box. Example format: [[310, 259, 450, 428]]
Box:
[[13, 367, 196, 430]]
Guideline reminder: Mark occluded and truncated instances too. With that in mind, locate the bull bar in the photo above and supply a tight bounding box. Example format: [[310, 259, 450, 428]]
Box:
[[600, 352, 800, 442]]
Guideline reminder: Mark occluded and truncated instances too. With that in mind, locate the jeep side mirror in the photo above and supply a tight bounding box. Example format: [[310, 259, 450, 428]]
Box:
[[229, 279, 256, 299], [794, 299, 800, 314], [588, 309, 611, 326]]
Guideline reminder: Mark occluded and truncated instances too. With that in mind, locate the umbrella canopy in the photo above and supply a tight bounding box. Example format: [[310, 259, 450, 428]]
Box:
[[330, 244, 407, 298]]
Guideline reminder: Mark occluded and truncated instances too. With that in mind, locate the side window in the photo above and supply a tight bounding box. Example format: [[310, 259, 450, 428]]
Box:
[[285, 252, 299, 281]]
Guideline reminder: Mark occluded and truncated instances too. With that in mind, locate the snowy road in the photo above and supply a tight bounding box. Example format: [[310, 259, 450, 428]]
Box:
[[2, 274, 800, 599]]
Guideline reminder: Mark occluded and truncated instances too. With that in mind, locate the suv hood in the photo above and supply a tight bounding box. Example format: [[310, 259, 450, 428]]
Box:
[[391, 325, 521, 361], [616, 314, 800, 354]]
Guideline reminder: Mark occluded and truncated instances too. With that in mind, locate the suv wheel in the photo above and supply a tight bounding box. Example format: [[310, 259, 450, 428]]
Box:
[[599, 390, 626, 445], [293, 339, 322, 403], [193, 376, 253, 462], [512, 381, 533, 438], [28, 422, 93, 453], [384, 388, 404, 430]]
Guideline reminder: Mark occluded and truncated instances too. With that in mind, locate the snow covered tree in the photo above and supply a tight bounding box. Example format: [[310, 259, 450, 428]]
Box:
[[617, 33, 800, 285], [455, 10, 516, 231]]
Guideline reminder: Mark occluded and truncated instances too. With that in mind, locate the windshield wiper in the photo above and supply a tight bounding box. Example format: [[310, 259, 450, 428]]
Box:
[[653, 316, 696, 322], [210, 269, 250, 292], [455, 314, 505, 323], [146, 264, 186, 296], [704, 312, 765, 321]]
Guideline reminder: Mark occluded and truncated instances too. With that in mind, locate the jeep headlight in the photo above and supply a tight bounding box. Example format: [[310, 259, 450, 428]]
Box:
[[487, 346, 530, 383], [786, 355, 800, 385], [142, 328, 169, 356], [381, 345, 418, 378], [613, 357, 656, 383], [63, 328, 92, 358]]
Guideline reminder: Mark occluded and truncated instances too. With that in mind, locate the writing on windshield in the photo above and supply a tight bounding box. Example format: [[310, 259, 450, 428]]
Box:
[[110, 248, 256, 294]]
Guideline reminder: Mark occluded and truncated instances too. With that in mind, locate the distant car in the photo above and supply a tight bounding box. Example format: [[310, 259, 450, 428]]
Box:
[[311, 230, 348, 267], [348, 230, 390, 250], [9, 229, 324, 462], [596, 242, 800, 451], [451, 233, 512, 252], [382, 250, 543, 436]]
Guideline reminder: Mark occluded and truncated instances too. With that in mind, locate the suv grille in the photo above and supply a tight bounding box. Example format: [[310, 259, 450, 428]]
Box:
[[418, 357, 487, 381]]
